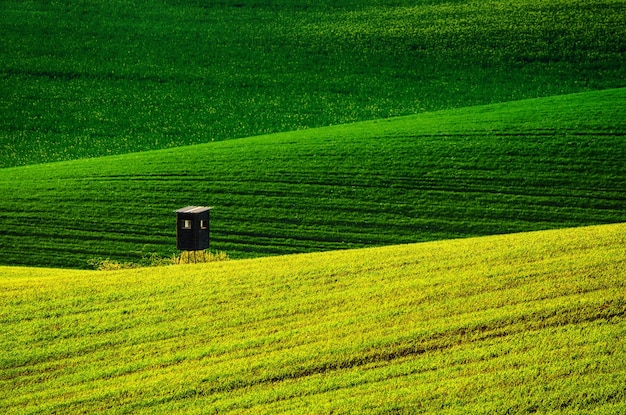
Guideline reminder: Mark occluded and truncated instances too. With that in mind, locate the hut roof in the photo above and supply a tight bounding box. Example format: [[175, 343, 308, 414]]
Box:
[[175, 206, 212, 214]]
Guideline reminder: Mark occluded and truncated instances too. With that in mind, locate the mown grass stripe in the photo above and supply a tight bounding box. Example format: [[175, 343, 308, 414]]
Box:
[[1, 89, 625, 268]]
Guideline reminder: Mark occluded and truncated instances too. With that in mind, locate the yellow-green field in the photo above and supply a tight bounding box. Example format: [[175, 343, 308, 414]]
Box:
[[1, 223, 624, 414]]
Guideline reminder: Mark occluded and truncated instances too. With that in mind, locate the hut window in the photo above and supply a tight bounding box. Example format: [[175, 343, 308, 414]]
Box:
[[200, 220, 207, 229], [182, 220, 192, 229]]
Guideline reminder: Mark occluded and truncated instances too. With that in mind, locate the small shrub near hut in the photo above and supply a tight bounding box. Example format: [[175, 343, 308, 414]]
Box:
[[89, 250, 229, 270], [173, 250, 230, 265], [87, 257, 137, 271]]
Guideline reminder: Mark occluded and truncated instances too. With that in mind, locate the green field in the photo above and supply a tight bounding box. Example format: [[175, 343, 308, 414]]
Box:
[[2, 0, 625, 412], [1, 88, 624, 268], [1, 223, 624, 413], [1, 0, 625, 167], [2, 0, 625, 268]]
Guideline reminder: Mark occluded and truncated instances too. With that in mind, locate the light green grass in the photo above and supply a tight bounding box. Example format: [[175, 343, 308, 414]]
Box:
[[1, 223, 625, 413], [1, 0, 625, 167], [0, 88, 624, 268]]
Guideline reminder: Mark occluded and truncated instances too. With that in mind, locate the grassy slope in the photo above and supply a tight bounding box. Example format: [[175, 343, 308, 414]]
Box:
[[1, 88, 625, 268], [1, 223, 625, 414], [1, 0, 625, 167]]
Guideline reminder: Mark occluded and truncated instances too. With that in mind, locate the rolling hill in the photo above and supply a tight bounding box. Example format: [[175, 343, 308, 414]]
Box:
[[1, 88, 625, 268], [1, 223, 624, 413], [2, 0, 624, 412], [2, 0, 625, 167]]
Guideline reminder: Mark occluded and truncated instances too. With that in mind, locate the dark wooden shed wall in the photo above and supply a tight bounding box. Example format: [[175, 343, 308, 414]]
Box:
[[176, 207, 211, 251]]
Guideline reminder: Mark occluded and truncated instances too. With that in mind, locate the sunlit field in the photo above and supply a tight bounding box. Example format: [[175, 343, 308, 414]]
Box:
[[1, 223, 624, 413], [2, 0, 625, 413]]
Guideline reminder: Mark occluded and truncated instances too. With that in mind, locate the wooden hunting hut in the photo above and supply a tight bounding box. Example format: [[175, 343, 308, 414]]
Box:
[[175, 206, 212, 251]]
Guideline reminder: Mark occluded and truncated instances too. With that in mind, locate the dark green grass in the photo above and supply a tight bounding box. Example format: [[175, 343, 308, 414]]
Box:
[[0, 89, 624, 268], [1, 0, 625, 167]]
